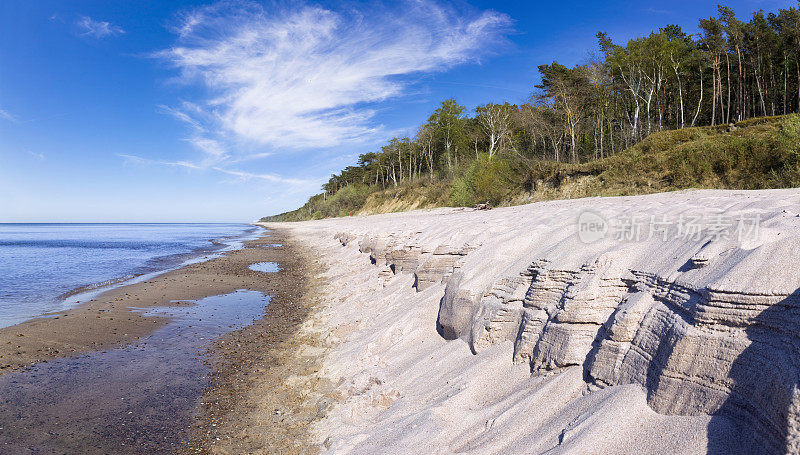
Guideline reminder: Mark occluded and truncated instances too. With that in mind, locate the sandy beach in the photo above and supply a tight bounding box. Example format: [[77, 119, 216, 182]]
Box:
[[9, 0, 800, 452], [180, 229, 331, 454], [0, 228, 331, 453], [258, 188, 800, 454], [4, 189, 800, 453]]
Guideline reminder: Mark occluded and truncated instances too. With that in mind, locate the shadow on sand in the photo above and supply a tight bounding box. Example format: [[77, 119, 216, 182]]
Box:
[[706, 289, 800, 454]]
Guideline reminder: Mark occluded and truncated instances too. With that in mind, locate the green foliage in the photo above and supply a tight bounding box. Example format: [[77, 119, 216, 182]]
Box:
[[522, 114, 800, 195], [360, 180, 452, 213], [734, 115, 787, 128], [262, 184, 373, 221], [664, 115, 800, 189], [261, 115, 800, 222], [631, 127, 713, 154], [450, 155, 518, 206]]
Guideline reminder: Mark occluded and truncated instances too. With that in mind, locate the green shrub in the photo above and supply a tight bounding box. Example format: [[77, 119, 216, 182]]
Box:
[[450, 154, 518, 206], [734, 115, 785, 128], [633, 127, 711, 154]]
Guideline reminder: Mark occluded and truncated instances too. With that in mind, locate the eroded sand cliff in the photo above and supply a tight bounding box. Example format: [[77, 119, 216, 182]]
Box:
[[272, 189, 800, 454]]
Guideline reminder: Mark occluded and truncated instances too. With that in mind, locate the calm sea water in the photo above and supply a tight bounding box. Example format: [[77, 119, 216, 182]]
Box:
[[0, 223, 261, 328]]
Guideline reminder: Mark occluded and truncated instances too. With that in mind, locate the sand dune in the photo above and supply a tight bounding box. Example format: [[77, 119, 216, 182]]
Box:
[[269, 189, 800, 454]]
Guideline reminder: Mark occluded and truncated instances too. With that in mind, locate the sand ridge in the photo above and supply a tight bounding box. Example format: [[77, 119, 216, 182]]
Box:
[[271, 188, 800, 454]]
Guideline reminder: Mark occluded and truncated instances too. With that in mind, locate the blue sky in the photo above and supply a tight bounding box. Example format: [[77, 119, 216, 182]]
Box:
[[0, 0, 793, 222]]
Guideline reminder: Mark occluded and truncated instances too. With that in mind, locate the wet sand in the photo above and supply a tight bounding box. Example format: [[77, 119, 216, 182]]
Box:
[[179, 231, 329, 454], [0, 229, 284, 372], [0, 290, 269, 453], [0, 228, 327, 453]]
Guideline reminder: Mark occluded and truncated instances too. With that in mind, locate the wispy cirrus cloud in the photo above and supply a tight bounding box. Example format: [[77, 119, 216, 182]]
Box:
[[117, 153, 202, 170], [77, 16, 125, 38], [157, 104, 206, 133], [118, 152, 316, 187], [26, 151, 45, 161], [185, 137, 230, 166], [212, 167, 314, 186], [155, 0, 512, 153], [128, 1, 510, 193], [0, 108, 17, 123]]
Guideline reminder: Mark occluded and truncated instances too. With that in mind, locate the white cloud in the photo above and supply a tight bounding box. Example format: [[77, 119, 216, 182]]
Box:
[[156, 0, 512, 151], [185, 137, 230, 166], [77, 16, 125, 38], [26, 151, 45, 161], [0, 108, 17, 122], [157, 104, 206, 132], [212, 167, 313, 186], [229, 152, 273, 163], [117, 153, 201, 170], [118, 152, 314, 187]]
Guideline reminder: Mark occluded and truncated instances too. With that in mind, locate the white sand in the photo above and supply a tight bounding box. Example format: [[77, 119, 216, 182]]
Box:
[[269, 189, 800, 454]]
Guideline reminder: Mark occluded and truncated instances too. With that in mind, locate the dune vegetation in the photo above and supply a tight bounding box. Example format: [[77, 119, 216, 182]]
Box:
[[263, 4, 800, 222], [263, 114, 800, 221]]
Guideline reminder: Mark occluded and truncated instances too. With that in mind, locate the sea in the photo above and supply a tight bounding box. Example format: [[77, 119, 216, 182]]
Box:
[[0, 223, 262, 328]]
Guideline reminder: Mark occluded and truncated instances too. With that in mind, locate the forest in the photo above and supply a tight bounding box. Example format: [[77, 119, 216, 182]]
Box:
[[267, 4, 800, 220]]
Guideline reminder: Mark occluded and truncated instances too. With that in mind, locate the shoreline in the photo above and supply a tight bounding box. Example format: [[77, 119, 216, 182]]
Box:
[[180, 227, 331, 453], [0, 225, 331, 453], [0, 224, 261, 331], [7, 188, 797, 452], [52, 225, 264, 320], [0, 227, 275, 373]]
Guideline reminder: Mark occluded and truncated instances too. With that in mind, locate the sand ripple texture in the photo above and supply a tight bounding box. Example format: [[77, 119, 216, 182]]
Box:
[[268, 189, 800, 454]]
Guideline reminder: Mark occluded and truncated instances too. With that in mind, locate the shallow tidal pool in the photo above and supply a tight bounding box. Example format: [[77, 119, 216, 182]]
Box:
[[249, 261, 281, 273], [0, 289, 269, 453]]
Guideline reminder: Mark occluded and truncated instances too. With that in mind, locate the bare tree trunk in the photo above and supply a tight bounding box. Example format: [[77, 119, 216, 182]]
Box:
[[755, 50, 767, 116], [397, 146, 402, 182], [445, 137, 452, 172], [769, 57, 777, 116], [718, 66, 725, 123], [551, 137, 560, 163], [599, 114, 605, 159], [609, 116, 614, 155], [736, 46, 743, 121], [674, 62, 685, 127], [711, 62, 717, 126], [756, 73, 767, 116], [675, 68, 686, 128], [427, 144, 434, 181], [570, 129, 577, 163], [657, 85, 663, 131], [784, 53, 789, 115], [726, 52, 731, 123], [408, 146, 412, 181], [645, 87, 654, 134], [693, 65, 704, 127]]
